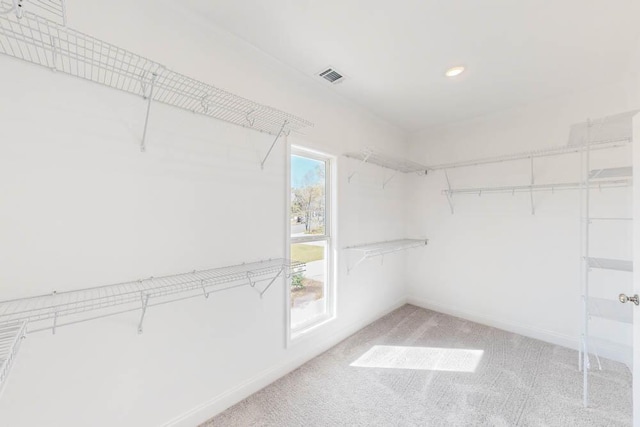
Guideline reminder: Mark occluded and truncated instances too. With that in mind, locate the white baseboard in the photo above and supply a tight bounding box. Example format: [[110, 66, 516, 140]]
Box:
[[164, 295, 628, 426], [406, 295, 579, 351], [407, 296, 631, 367], [163, 297, 407, 427]]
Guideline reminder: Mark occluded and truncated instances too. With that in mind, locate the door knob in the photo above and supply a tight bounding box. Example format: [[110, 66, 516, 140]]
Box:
[[619, 293, 639, 305]]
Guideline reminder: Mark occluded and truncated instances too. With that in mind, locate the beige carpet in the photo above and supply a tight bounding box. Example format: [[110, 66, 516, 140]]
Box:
[[202, 305, 632, 426]]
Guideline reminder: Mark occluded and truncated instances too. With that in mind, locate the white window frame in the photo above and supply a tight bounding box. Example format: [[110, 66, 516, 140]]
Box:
[[286, 144, 336, 343]]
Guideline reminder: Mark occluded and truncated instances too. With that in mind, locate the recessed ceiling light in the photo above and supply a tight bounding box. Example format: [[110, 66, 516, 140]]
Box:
[[445, 66, 465, 77]]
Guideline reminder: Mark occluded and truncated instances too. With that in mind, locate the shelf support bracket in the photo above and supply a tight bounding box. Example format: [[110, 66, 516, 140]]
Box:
[[140, 72, 157, 153], [284, 265, 294, 279], [261, 121, 288, 170], [138, 293, 150, 334], [52, 311, 58, 335], [444, 169, 454, 214], [382, 171, 398, 189], [530, 157, 535, 215], [347, 254, 368, 275], [348, 152, 372, 183], [258, 267, 284, 298]]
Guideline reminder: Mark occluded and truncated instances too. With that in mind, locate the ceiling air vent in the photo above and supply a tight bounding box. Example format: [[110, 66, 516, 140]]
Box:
[[318, 68, 345, 84]]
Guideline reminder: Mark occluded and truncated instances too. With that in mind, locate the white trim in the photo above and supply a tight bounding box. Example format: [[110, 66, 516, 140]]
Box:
[[290, 314, 337, 344], [162, 294, 630, 426], [290, 235, 329, 244], [163, 298, 407, 427], [288, 282, 333, 336], [406, 296, 631, 366], [406, 296, 578, 350], [288, 145, 337, 342]]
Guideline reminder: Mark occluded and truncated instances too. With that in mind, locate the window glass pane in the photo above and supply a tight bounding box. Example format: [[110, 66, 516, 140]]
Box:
[[290, 241, 327, 329], [291, 155, 326, 237]]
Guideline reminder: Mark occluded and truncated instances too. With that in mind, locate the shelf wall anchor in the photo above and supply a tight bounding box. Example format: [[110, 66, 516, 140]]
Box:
[[137, 293, 150, 334], [140, 72, 158, 153], [530, 157, 535, 215], [260, 121, 288, 169]]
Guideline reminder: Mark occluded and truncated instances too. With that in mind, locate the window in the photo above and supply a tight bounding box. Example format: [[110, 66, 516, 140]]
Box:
[[289, 147, 334, 336]]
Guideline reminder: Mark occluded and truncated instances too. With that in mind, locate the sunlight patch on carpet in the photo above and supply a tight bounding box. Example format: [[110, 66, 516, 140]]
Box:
[[350, 345, 484, 372]]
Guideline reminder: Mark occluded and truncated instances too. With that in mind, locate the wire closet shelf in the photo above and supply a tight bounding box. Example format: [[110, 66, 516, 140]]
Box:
[[443, 172, 632, 196], [0, 321, 27, 396], [344, 148, 429, 187], [345, 149, 430, 174], [587, 257, 633, 272], [578, 113, 635, 408], [0, 259, 305, 335], [344, 239, 428, 273], [427, 111, 637, 171], [438, 112, 636, 214], [0, 8, 313, 155]]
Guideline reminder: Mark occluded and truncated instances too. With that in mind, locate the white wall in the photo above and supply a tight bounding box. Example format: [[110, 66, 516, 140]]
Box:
[[406, 79, 638, 364], [0, 1, 409, 426]]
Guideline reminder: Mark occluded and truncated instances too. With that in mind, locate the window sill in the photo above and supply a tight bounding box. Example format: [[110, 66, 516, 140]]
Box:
[[289, 314, 336, 345]]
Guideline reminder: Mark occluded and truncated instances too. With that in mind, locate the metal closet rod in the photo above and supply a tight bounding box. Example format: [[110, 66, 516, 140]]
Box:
[[345, 238, 428, 253], [426, 138, 630, 171], [443, 179, 631, 196]]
